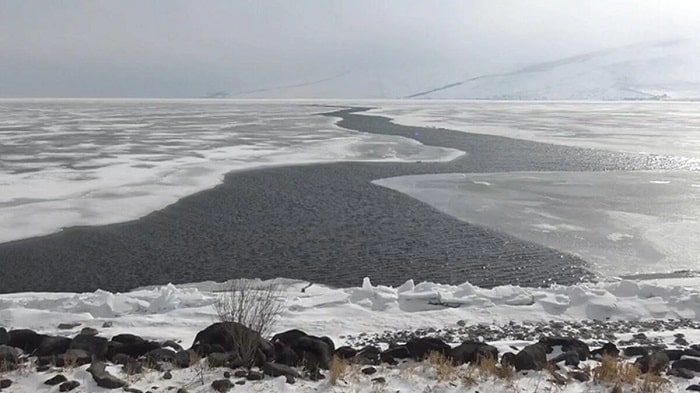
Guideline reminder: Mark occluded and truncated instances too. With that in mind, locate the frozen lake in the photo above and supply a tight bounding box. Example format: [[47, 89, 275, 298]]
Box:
[[365, 101, 700, 277], [375, 170, 700, 277], [1, 99, 699, 290], [0, 99, 461, 243]]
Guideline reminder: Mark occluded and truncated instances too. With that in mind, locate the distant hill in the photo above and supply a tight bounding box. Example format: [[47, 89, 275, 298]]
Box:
[[228, 40, 700, 100], [406, 40, 700, 100]]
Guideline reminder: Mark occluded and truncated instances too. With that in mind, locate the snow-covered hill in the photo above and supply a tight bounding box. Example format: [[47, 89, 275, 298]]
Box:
[[232, 40, 700, 100], [408, 40, 700, 100]]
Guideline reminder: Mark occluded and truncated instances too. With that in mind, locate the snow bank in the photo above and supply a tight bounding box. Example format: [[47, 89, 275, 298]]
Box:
[[2, 277, 700, 347]]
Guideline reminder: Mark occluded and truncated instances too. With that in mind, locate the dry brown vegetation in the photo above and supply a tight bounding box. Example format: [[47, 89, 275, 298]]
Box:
[[329, 356, 349, 385], [593, 355, 641, 386], [426, 352, 457, 382]]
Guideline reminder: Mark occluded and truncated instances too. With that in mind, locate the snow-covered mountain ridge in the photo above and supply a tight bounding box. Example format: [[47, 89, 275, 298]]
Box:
[[233, 40, 700, 100]]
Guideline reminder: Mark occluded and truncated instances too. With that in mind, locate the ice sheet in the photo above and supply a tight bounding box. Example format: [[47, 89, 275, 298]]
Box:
[[365, 100, 700, 166], [374, 171, 700, 277], [0, 99, 463, 243]]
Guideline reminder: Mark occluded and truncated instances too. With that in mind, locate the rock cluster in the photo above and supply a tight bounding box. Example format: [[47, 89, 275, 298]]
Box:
[[1, 322, 700, 391]]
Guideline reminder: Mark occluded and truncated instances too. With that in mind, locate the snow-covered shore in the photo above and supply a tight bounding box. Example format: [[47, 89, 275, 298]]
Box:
[[2, 277, 700, 392]]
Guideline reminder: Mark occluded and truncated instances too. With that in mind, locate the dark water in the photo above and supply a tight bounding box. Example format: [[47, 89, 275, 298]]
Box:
[[0, 108, 662, 293]]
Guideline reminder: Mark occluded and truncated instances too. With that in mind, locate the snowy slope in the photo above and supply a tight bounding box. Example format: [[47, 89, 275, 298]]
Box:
[[409, 40, 700, 100], [233, 40, 700, 100]]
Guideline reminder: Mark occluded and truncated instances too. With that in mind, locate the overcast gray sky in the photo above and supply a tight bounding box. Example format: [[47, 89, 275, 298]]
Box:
[[1, 0, 699, 98]]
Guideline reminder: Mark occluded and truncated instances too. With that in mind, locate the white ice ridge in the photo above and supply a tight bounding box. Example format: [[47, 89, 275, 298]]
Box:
[[2, 277, 700, 347]]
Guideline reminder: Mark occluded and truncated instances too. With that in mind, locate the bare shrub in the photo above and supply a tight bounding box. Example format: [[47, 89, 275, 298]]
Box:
[[214, 279, 284, 367]]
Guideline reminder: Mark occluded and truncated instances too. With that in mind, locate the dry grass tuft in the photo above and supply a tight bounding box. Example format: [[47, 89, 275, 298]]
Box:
[[426, 352, 457, 382], [329, 356, 349, 385], [640, 372, 671, 393], [593, 355, 641, 386], [475, 356, 513, 381]]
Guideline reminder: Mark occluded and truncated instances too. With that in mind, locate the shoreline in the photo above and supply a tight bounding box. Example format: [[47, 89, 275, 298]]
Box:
[[0, 108, 662, 293]]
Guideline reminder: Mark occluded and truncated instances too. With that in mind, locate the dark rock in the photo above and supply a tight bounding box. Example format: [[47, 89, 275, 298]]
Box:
[[624, 346, 650, 357], [101, 321, 113, 328], [569, 371, 589, 382], [70, 334, 108, 359], [163, 371, 172, 380], [223, 371, 231, 378], [262, 362, 302, 379], [233, 369, 248, 378], [257, 338, 274, 365], [636, 351, 670, 374], [406, 337, 451, 360], [44, 374, 68, 385], [668, 367, 695, 379], [161, 340, 183, 352], [192, 322, 255, 352], [271, 329, 307, 346], [372, 377, 386, 384], [58, 349, 92, 367], [246, 370, 264, 381], [145, 348, 177, 365], [318, 336, 335, 354], [176, 389, 188, 393], [79, 327, 98, 336], [211, 379, 233, 392], [674, 358, 700, 372], [549, 351, 580, 367], [86, 360, 127, 389], [274, 341, 299, 366], [665, 349, 685, 361], [57, 323, 81, 330], [35, 336, 72, 357], [353, 345, 381, 365], [285, 375, 296, 384], [362, 366, 377, 375], [539, 337, 590, 361], [235, 379, 246, 385], [675, 336, 690, 346], [207, 352, 230, 368], [307, 369, 325, 381], [291, 335, 332, 370], [0, 379, 12, 389], [502, 343, 547, 371], [112, 354, 142, 375], [687, 385, 700, 392], [7, 329, 46, 353], [107, 338, 160, 360], [58, 380, 80, 392], [450, 341, 498, 365], [0, 345, 19, 365], [111, 334, 146, 345], [685, 348, 700, 358], [0, 328, 7, 345], [36, 364, 51, 372], [175, 349, 197, 368], [123, 388, 143, 393], [334, 346, 357, 359], [591, 342, 619, 358], [380, 345, 410, 365], [210, 344, 226, 354]]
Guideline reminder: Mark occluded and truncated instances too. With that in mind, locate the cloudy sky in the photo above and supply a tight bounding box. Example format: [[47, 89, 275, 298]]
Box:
[[1, 0, 699, 98]]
